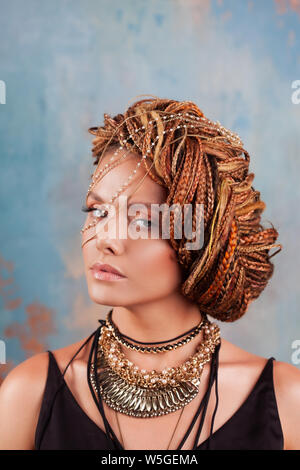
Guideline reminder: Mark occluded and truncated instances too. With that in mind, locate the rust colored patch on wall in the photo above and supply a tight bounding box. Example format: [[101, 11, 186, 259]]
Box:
[[274, 0, 300, 18], [0, 254, 57, 384], [0, 361, 15, 387], [4, 302, 57, 356], [4, 298, 22, 310]]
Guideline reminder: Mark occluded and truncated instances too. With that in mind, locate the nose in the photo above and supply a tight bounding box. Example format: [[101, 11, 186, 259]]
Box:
[[95, 206, 126, 255], [96, 235, 125, 255]]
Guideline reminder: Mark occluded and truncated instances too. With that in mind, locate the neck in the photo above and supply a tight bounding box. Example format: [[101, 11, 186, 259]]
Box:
[[109, 294, 206, 371]]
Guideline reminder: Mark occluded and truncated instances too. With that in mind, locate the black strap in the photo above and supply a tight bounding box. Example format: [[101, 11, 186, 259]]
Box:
[[199, 341, 220, 449], [36, 327, 99, 449], [87, 322, 123, 450], [175, 341, 221, 450]]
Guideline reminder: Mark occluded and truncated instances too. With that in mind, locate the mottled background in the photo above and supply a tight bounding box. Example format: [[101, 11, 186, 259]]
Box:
[[0, 0, 300, 382]]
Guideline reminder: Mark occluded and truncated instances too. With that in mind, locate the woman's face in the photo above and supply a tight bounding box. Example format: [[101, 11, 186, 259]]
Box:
[[81, 146, 183, 307]]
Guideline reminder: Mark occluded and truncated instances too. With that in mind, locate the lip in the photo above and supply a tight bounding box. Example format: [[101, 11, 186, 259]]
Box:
[[90, 263, 126, 281]]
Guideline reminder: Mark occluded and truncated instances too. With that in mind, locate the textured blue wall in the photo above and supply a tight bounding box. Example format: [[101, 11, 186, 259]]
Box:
[[0, 0, 300, 378]]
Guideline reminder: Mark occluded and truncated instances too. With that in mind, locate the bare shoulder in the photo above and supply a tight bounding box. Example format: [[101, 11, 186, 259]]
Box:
[[272, 358, 300, 450], [0, 333, 92, 392], [220, 337, 300, 450], [0, 350, 50, 397], [50, 335, 93, 372], [0, 335, 91, 450], [0, 351, 50, 449], [219, 336, 270, 369]]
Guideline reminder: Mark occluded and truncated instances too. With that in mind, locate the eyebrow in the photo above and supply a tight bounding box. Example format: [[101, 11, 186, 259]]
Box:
[[87, 191, 160, 209]]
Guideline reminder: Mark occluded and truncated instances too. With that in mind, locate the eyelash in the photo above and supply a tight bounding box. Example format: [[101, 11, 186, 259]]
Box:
[[81, 205, 153, 228], [81, 205, 101, 214]]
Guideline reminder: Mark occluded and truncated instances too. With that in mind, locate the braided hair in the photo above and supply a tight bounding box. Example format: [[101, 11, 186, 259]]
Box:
[[87, 95, 282, 322]]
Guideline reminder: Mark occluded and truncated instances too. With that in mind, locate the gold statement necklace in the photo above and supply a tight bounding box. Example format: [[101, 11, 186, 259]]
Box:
[[89, 313, 221, 418]]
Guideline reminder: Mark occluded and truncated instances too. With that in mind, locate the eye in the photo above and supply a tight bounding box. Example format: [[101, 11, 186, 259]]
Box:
[[81, 205, 155, 229], [81, 205, 108, 219], [133, 218, 153, 229]]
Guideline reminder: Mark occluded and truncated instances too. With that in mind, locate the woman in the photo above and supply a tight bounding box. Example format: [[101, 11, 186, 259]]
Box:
[[0, 96, 299, 450]]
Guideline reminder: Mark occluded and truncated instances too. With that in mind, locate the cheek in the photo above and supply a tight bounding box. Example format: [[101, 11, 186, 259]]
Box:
[[81, 239, 97, 277], [130, 240, 182, 286]]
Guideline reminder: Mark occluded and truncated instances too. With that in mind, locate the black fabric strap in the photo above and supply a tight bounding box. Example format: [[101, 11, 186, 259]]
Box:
[[193, 341, 221, 449], [87, 323, 123, 450], [36, 327, 98, 449], [206, 341, 220, 449], [176, 341, 220, 450]]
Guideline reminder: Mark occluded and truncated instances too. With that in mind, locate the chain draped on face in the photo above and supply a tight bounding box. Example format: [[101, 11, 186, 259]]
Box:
[[81, 109, 244, 250]]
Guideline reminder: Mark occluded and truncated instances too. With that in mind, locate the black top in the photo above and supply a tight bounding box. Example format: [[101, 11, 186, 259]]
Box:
[[34, 323, 284, 450]]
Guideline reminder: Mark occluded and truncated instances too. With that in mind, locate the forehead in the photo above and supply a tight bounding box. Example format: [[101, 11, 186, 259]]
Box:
[[89, 146, 168, 204]]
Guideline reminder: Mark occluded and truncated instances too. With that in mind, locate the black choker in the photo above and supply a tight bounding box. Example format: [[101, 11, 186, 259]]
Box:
[[99, 309, 207, 354]]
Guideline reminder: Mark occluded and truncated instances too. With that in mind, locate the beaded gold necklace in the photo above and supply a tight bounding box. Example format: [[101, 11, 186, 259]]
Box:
[[89, 316, 221, 418]]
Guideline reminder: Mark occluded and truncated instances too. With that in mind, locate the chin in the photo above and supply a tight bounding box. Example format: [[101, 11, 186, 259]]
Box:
[[88, 289, 109, 303], [87, 283, 122, 304]]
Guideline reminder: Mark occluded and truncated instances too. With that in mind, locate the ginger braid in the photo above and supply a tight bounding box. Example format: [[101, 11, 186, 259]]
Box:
[[87, 95, 282, 322]]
